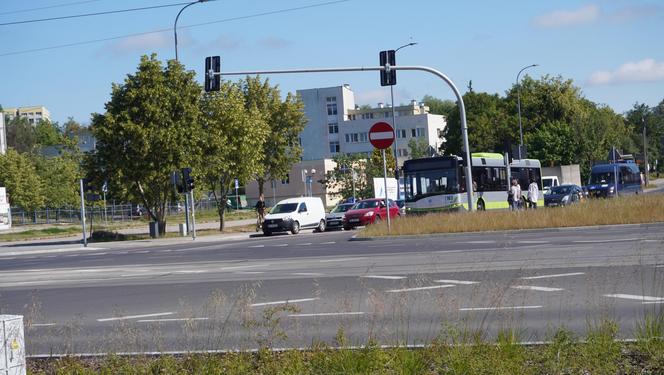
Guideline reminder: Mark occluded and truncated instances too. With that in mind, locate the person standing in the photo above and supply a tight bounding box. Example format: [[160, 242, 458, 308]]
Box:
[[510, 179, 521, 211], [527, 178, 539, 209], [255, 194, 266, 231]]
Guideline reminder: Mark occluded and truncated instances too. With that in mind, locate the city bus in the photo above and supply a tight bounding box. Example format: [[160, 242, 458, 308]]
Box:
[[403, 152, 543, 213]]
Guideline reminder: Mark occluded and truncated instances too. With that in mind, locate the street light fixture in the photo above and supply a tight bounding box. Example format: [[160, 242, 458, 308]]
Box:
[[516, 63, 538, 159], [390, 41, 417, 197], [174, 0, 209, 61]]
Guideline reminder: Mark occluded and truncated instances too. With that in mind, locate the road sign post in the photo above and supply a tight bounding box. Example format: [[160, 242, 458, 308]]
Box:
[[369, 122, 395, 231], [79, 179, 87, 247]]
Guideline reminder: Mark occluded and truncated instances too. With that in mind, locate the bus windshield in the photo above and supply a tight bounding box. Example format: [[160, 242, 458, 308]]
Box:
[[405, 169, 459, 201], [590, 172, 614, 184]]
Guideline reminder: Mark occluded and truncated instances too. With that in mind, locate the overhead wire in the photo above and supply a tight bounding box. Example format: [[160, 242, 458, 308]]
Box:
[[0, 0, 104, 16], [0, 0, 350, 57]]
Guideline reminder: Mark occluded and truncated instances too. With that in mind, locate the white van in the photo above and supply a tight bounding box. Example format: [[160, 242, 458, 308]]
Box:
[[262, 197, 326, 235], [542, 176, 559, 195]]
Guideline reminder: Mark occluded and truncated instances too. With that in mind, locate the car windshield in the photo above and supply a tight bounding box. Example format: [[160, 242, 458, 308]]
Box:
[[353, 200, 380, 209], [590, 172, 614, 184], [270, 203, 298, 214], [543, 179, 554, 188], [551, 186, 572, 195], [331, 204, 353, 213]]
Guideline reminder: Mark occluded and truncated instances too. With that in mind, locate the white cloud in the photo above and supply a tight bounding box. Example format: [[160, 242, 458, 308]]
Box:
[[107, 32, 174, 55], [533, 5, 600, 28], [588, 59, 664, 85]]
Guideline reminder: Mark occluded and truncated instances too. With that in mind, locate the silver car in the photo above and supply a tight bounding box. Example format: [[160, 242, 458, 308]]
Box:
[[325, 203, 356, 230]]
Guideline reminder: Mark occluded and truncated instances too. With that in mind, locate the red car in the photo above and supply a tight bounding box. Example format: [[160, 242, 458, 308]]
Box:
[[342, 198, 400, 230]]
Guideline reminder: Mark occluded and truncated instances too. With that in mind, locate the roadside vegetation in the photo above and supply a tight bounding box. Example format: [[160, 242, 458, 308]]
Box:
[[27, 318, 664, 374], [362, 194, 664, 237]]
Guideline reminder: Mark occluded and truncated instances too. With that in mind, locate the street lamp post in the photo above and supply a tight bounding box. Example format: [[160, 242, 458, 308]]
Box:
[[516, 64, 538, 159], [390, 42, 417, 199], [174, 0, 208, 61]]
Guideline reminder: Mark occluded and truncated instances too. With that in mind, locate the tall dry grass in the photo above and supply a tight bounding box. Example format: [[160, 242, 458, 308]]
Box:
[[362, 194, 664, 237]]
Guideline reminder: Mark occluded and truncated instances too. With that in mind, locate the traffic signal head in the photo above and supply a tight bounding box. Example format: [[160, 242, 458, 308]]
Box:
[[379, 50, 396, 86], [181, 167, 195, 192], [204, 56, 221, 92], [82, 178, 95, 192]]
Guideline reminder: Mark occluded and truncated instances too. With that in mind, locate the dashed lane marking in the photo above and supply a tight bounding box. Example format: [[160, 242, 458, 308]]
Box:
[[362, 275, 406, 280], [320, 241, 336, 245], [292, 272, 324, 277], [603, 294, 664, 302], [220, 264, 267, 271], [274, 244, 288, 247], [289, 312, 365, 317], [511, 285, 564, 292], [574, 238, 640, 243], [137, 317, 208, 323], [521, 272, 585, 280], [319, 257, 365, 263], [97, 312, 175, 322], [386, 285, 455, 293], [298, 243, 313, 246], [249, 245, 265, 248], [434, 279, 479, 285], [251, 297, 319, 307], [460, 305, 542, 311], [32, 323, 57, 327]]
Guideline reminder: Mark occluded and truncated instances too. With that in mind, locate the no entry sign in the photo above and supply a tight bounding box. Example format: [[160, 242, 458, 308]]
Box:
[[369, 121, 395, 149]]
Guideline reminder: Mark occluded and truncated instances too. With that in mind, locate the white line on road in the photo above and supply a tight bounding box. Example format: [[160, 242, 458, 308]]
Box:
[[362, 275, 406, 280], [434, 279, 479, 285], [386, 285, 455, 293], [137, 317, 209, 323], [292, 272, 324, 277], [135, 250, 150, 254], [175, 270, 207, 274], [462, 241, 495, 244], [97, 312, 175, 322], [251, 297, 319, 307], [643, 301, 664, 304], [32, 323, 57, 327], [289, 312, 365, 317], [298, 243, 313, 246], [574, 238, 640, 243], [520, 272, 585, 280], [319, 241, 336, 245], [235, 271, 265, 275], [274, 244, 288, 247], [460, 305, 542, 311], [86, 252, 107, 256], [603, 294, 664, 302], [249, 245, 265, 248], [511, 285, 564, 292], [319, 257, 365, 263], [64, 254, 79, 257], [518, 240, 550, 244], [220, 264, 267, 271]]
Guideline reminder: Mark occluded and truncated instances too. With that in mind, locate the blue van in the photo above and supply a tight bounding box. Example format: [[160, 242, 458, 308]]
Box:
[[586, 162, 642, 198]]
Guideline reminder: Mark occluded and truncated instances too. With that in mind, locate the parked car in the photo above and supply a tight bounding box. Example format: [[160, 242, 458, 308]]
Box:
[[325, 202, 355, 231], [544, 184, 584, 207], [263, 197, 326, 236], [342, 198, 400, 230], [542, 176, 560, 195]]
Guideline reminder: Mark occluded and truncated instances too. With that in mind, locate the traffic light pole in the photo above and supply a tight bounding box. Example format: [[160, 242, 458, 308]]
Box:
[[210, 64, 474, 210], [189, 190, 196, 240], [79, 179, 87, 247]]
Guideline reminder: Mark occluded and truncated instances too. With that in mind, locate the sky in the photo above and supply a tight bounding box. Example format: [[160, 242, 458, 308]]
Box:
[[1, 0, 663, 125]]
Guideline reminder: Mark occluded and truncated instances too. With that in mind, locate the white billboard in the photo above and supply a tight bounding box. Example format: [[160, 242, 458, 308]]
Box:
[[373, 177, 398, 201], [0, 187, 11, 230]]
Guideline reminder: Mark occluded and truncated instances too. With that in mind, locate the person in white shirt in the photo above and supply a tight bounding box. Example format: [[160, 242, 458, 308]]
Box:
[[510, 179, 521, 211], [527, 178, 539, 209]]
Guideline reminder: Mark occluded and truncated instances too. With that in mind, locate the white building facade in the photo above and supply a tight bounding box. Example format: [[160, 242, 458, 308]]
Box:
[[3, 106, 51, 125]]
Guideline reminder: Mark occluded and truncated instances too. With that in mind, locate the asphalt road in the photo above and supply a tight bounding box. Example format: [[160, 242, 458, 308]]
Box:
[[1, 221, 663, 356]]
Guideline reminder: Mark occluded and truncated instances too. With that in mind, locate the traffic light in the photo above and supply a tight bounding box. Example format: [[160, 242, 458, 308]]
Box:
[[379, 50, 396, 86], [181, 168, 195, 192], [82, 178, 96, 192], [204, 56, 221, 92]]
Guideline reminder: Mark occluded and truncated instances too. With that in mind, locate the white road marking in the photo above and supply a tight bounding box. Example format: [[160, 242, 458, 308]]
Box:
[[434, 279, 479, 285], [603, 294, 664, 302], [655, 265, 664, 268], [460, 305, 542, 311], [462, 241, 495, 244], [386, 285, 455, 293], [249, 245, 264, 248], [97, 312, 175, 322], [138, 317, 208, 323], [521, 272, 585, 280], [362, 275, 406, 280], [86, 252, 107, 256], [518, 240, 550, 244], [220, 264, 267, 271], [574, 238, 639, 243], [175, 270, 207, 274], [643, 301, 664, 304], [292, 272, 324, 277], [298, 243, 313, 246], [250, 297, 319, 307], [320, 241, 336, 245], [135, 250, 150, 254], [64, 254, 79, 257], [32, 323, 57, 327], [43, 255, 57, 258], [235, 271, 265, 275], [289, 312, 365, 317], [274, 244, 288, 247], [319, 257, 365, 263], [511, 285, 564, 292]]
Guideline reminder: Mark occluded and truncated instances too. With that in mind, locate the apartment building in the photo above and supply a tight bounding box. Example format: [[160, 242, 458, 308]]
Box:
[[3, 106, 51, 125]]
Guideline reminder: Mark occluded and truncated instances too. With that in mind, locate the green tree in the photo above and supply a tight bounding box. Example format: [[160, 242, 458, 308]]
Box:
[[0, 149, 44, 210], [200, 81, 268, 230], [88, 54, 201, 235], [240, 76, 306, 196], [34, 155, 81, 208], [366, 147, 396, 195], [6, 116, 37, 153], [422, 95, 455, 117], [35, 119, 62, 146], [407, 138, 431, 159], [324, 153, 369, 200]]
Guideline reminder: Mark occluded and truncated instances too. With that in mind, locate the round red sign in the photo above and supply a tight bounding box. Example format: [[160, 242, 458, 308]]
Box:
[[368, 121, 395, 149]]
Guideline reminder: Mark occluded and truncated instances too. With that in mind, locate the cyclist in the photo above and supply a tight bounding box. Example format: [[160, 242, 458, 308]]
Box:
[[255, 194, 266, 231]]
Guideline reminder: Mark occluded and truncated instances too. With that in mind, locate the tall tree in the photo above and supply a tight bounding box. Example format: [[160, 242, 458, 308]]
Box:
[[422, 95, 455, 118], [240, 76, 306, 195], [0, 149, 44, 210], [200, 81, 268, 230], [88, 54, 201, 235], [34, 155, 81, 208], [35, 119, 62, 146], [324, 153, 369, 200], [407, 138, 431, 159], [6, 116, 37, 154]]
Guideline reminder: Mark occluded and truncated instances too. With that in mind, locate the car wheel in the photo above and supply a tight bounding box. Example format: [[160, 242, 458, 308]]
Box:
[[291, 221, 300, 235], [477, 199, 486, 211], [316, 219, 326, 233]]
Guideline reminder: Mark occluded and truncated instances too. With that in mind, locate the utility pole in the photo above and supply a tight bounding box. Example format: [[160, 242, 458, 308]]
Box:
[[643, 117, 649, 186]]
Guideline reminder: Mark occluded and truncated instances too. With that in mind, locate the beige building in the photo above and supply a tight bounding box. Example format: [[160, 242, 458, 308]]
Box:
[[3, 106, 51, 125], [245, 159, 341, 208]]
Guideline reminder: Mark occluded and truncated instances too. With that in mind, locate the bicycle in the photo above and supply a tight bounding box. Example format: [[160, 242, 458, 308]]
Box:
[[255, 209, 265, 232]]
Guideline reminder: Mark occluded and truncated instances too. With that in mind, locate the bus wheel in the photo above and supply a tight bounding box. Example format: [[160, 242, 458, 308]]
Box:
[[477, 200, 486, 211]]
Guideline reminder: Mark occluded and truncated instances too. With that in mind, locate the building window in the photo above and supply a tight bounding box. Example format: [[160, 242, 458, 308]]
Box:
[[397, 149, 409, 157], [326, 97, 337, 115], [329, 141, 340, 153], [397, 129, 407, 139], [328, 122, 338, 134], [411, 128, 426, 138], [359, 132, 368, 142], [384, 112, 390, 118]]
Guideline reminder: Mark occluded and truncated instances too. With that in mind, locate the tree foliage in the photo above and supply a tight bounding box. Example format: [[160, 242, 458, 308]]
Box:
[[0, 149, 44, 210], [324, 153, 369, 200], [5, 116, 37, 154], [89, 54, 201, 234], [34, 155, 81, 208]]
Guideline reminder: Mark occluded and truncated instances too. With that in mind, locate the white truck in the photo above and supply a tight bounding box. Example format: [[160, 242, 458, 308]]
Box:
[[541, 165, 582, 194]]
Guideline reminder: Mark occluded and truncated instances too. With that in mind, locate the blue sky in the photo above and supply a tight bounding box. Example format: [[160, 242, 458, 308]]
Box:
[[1, 0, 663, 125]]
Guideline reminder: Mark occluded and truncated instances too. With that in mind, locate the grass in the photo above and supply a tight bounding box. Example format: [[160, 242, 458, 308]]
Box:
[[26, 320, 664, 374], [0, 226, 82, 242], [362, 194, 664, 237]]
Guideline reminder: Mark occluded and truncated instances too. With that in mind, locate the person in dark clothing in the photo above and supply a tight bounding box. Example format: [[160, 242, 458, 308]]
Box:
[[255, 194, 266, 231]]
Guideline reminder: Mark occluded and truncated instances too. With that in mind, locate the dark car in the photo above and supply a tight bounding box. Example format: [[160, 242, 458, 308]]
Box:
[[325, 202, 355, 230], [342, 198, 400, 230], [544, 184, 583, 207]]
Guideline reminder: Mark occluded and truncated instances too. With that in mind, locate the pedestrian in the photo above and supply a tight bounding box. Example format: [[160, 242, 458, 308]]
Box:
[[528, 178, 539, 209], [255, 194, 266, 231], [510, 179, 521, 211]]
